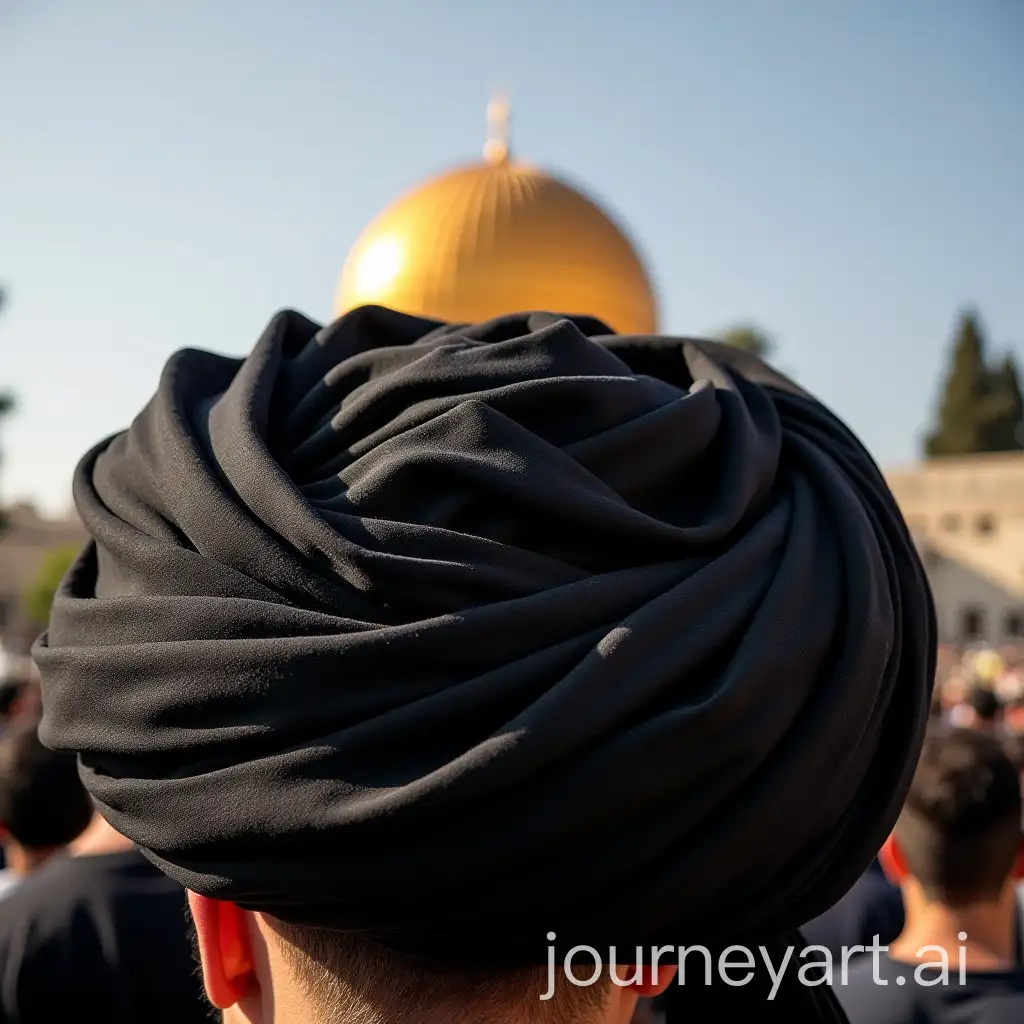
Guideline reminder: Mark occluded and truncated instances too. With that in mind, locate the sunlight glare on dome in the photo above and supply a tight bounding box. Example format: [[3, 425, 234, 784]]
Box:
[[350, 236, 404, 297]]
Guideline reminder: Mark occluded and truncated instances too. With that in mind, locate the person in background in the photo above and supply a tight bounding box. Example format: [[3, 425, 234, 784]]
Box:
[[0, 680, 27, 877], [1005, 698, 1024, 736], [967, 686, 1007, 736], [1003, 732, 1024, 768], [0, 681, 26, 732], [0, 714, 93, 900], [13, 680, 41, 722], [950, 685, 1005, 733], [837, 727, 1024, 1024], [1002, 733, 1024, 830], [0, 809, 210, 1023]]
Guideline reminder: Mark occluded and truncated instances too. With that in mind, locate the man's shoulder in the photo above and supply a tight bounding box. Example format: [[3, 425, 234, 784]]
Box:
[[0, 857, 74, 933], [0, 850, 205, 1023], [834, 956, 918, 1024], [0, 850, 164, 943], [0, 862, 72, 959], [974, 995, 1024, 1024], [837, 957, 1024, 1024]]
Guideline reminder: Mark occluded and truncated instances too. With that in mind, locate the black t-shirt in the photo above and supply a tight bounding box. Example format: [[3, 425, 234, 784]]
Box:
[[0, 849, 209, 1023], [836, 953, 1024, 1024]]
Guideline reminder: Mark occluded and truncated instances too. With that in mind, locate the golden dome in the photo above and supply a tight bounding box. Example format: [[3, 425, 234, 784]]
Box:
[[335, 99, 658, 334]]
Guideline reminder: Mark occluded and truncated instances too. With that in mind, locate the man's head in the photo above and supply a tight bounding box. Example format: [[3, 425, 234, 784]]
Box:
[[188, 895, 674, 1024], [35, 308, 937, 1023], [889, 726, 1021, 907], [0, 714, 94, 873], [0, 679, 26, 726], [968, 685, 1003, 729]]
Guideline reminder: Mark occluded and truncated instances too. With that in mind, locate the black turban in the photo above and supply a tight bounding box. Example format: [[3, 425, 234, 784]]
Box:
[[36, 307, 934, 1021]]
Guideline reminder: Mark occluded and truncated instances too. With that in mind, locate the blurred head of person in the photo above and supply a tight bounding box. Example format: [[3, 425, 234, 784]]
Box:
[[0, 680, 26, 728], [883, 727, 1023, 963], [0, 715, 94, 878], [960, 684, 1004, 732]]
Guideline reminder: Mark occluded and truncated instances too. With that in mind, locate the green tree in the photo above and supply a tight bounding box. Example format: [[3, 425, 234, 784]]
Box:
[[717, 323, 775, 361], [981, 354, 1024, 451], [925, 309, 1024, 456], [925, 310, 992, 456], [21, 544, 80, 630]]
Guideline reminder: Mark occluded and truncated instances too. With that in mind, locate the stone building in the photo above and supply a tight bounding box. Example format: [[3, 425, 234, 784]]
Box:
[[885, 451, 1024, 646]]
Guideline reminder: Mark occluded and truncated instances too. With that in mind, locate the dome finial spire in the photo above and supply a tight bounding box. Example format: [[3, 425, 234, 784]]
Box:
[[483, 91, 510, 165]]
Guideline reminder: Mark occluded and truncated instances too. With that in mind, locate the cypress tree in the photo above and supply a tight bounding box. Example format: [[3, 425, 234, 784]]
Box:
[[924, 310, 991, 456], [981, 354, 1024, 451]]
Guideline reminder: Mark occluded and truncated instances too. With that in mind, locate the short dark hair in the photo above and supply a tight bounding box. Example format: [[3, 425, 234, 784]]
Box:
[[270, 920, 611, 1024], [969, 686, 1002, 721], [895, 726, 1021, 905], [0, 680, 24, 719], [0, 716, 94, 849]]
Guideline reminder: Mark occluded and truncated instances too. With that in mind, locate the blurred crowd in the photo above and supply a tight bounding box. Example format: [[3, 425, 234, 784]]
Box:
[[0, 667, 209, 1022], [934, 644, 1024, 740]]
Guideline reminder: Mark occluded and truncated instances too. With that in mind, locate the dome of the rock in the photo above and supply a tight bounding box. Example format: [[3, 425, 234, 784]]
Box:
[[335, 99, 658, 334]]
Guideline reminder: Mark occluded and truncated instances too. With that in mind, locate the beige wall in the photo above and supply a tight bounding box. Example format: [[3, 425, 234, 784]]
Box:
[[886, 452, 1024, 647], [920, 542, 1024, 645]]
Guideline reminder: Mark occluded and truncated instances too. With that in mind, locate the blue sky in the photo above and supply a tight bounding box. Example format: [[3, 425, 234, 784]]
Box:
[[2, 0, 1022, 513]]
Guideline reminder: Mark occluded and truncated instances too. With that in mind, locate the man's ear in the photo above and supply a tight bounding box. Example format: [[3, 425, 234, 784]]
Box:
[[614, 963, 677, 997], [879, 834, 908, 885], [188, 892, 257, 1009]]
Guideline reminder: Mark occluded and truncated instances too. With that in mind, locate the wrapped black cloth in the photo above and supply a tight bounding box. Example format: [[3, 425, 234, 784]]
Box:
[[36, 307, 934, 1020]]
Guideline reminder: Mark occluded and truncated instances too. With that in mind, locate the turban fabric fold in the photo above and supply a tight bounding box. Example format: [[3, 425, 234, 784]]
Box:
[[36, 307, 935, 1021]]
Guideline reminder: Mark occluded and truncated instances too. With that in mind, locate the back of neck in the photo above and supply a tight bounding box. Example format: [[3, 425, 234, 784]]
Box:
[[69, 813, 135, 857], [893, 879, 1017, 971]]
